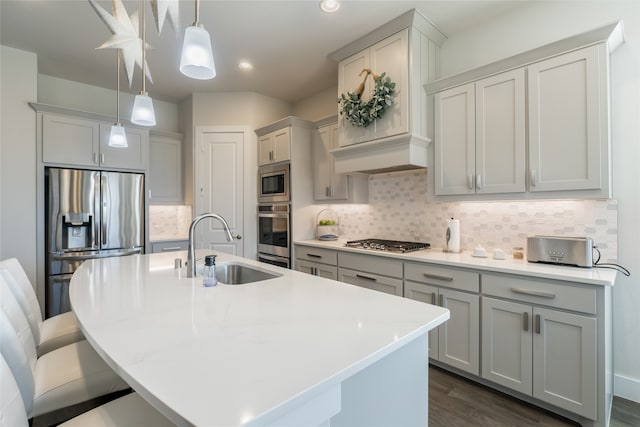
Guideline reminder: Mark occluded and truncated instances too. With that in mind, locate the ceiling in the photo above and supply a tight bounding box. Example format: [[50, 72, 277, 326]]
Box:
[[0, 1, 528, 104]]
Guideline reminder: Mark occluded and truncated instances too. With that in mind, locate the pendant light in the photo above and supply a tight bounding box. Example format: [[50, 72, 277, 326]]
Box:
[[131, 0, 156, 126], [109, 51, 128, 147], [180, 0, 215, 80]]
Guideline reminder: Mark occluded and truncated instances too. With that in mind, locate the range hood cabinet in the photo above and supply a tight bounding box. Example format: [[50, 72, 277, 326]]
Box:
[[330, 9, 445, 174], [331, 133, 431, 175]]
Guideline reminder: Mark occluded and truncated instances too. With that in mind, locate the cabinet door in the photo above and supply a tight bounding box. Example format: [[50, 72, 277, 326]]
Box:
[[481, 297, 533, 395], [42, 114, 99, 166], [272, 127, 290, 163], [528, 45, 605, 192], [369, 29, 409, 140], [404, 281, 439, 359], [258, 133, 273, 166], [438, 288, 479, 375], [338, 268, 402, 296], [99, 124, 148, 170], [314, 123, 348, 201], [475, 69, 526, 194], [313, 125, 334, 201], [337, 49, 371, 146], [533, 307, 597, 419], [315, 264, 338, 281], [295, 259, 337, 280], [149, 135, 182, 203], [296, 259, 316, 276], [434, 83, 476, 195]]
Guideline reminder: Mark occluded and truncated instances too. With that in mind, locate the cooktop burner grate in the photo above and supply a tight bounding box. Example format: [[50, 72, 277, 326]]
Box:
[[345, 239, 431, 253]]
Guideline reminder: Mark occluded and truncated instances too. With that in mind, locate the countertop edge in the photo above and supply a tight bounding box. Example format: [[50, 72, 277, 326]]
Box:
[[294, 239, 617, 286]]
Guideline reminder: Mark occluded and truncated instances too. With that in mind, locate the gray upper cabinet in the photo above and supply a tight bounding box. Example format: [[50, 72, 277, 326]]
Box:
[[427, 21, 623, 200], [528, 45, 608, 195], [41, 112, 148, 171], [313, 117, 368, 203], [149, 131, 183, 204], [434, 69, 526, 196]]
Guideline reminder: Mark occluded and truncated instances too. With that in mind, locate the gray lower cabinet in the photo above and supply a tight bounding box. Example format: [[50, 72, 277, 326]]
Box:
[[151, 240, 188, 253], [337, 252, 403, 296], [295, 247, 338, 280], [482, 274, 598, 420], [294, 243, 610, 426], [404, 263, 480, 375]]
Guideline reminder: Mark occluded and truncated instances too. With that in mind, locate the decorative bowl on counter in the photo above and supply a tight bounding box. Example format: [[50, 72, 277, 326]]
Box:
[[315, 208, 339, 241]]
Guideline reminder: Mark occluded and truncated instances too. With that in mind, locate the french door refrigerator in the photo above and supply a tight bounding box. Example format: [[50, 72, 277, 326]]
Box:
[[45, 167, 144, 317]]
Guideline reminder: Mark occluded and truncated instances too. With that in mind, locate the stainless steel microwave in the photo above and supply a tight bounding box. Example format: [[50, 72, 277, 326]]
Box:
[[258, 162, 290, 203]]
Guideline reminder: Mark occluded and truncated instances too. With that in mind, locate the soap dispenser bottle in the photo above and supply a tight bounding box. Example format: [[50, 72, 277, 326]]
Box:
[[203, 254, 218, 287]]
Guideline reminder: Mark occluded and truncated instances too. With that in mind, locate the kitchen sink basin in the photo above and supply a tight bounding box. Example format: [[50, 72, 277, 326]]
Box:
[[215, 262, 281, 285]]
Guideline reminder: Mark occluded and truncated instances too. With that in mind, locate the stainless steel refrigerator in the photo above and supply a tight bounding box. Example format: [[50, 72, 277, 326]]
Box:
[[45, 167, 145, 317]]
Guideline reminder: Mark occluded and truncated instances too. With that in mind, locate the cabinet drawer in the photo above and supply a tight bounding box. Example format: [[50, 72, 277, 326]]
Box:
[[296, 246, 337, 266], [338, 268, 403, 296], [151, 240, 188, 253], [405, 262, 480, 293], [338, 252, 403, 278], [482, 273, 596, 315]]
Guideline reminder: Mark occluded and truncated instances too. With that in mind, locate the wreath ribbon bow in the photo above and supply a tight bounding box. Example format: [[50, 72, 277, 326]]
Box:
[[338, 68, 396, 128]]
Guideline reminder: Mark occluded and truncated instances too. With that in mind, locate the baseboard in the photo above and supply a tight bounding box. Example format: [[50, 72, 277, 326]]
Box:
[[614, 373, 640, 403]]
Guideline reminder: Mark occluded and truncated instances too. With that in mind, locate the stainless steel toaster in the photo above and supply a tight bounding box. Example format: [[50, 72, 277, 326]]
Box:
[[527, 236, 594, 268]]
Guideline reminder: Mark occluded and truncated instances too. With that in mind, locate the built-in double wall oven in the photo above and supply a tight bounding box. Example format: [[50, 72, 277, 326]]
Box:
[[257, 204, 290, 268], [258, 162, 291, 268]]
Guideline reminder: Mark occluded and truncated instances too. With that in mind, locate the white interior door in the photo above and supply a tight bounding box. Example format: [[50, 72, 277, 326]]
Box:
[[195, 129, 244, 256]]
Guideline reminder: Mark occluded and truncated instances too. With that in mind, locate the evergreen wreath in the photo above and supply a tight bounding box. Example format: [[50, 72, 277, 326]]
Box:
[[338, 69, 396, 128]]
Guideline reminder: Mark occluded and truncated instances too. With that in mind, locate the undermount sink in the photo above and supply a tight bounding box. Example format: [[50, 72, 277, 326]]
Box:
[[214, 262, 281, 285]]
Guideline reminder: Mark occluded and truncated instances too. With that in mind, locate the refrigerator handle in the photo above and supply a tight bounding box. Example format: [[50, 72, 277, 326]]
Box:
[[101, 174, 108, 247]]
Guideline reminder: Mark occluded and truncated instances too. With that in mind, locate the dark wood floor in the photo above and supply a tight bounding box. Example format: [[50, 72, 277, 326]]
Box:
[[429, 366, 640, 427]]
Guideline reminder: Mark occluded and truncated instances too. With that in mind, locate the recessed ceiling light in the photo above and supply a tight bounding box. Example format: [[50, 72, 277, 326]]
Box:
[[238, 61, 253, 71], [319, 0, 340, 13]]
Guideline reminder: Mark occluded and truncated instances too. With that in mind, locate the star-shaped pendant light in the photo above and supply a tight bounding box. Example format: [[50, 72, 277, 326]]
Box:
[[88, 0, 152, 87], [151, 0, 180, 34]]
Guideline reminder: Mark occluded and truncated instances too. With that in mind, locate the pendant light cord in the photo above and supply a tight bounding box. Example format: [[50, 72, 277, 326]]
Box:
[[141, 0, 146, 93], [116, 51, 121, 124], [194, 0, 200, 25]]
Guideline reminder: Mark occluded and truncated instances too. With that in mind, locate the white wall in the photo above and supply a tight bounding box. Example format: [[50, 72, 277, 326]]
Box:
[[0, 46, 38, 284], [438, 0, 640, 402], [293, 85, 338, 122], [183, 92, 293, 261], [38, 74, 180, 133]]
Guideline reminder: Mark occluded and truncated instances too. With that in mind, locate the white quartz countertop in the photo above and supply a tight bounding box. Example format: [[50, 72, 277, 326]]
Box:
[[294, 239, 617, 286], [69, 251, 449, 427]]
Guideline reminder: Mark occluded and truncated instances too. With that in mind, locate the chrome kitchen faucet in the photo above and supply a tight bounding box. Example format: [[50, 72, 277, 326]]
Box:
[[187, 213, 235, 278]]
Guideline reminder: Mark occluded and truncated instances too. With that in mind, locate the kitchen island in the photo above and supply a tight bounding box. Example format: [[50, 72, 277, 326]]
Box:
[[69, 251, 450, 427]]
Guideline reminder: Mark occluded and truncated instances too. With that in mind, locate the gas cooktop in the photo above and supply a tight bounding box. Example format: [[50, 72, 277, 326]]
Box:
[[345, 239, 431, 253]]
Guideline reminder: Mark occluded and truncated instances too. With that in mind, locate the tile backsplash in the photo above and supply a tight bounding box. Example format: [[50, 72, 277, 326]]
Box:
[[149, 205, 192, 241], [324, 170, 618, 262]]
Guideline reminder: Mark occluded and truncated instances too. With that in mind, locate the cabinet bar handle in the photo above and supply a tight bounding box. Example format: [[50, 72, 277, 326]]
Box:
[[523, 312, 529, 331], [439, 294, 444, 307], [356, 274, 377, 281], [161, 246, 182, 251], [312, 267, 317, 276], [535, 314, 541, 334], [101, 153, 105, 164], [476, 174, 482, 189], [306, 253, 322, 259], [511, 288, 556, 299], [530, 169, 536, 187], [467, 175, 474, 190], [93, 153, 98, 164], [423, 273, 453, 282], [431, 293, 436, 305]]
